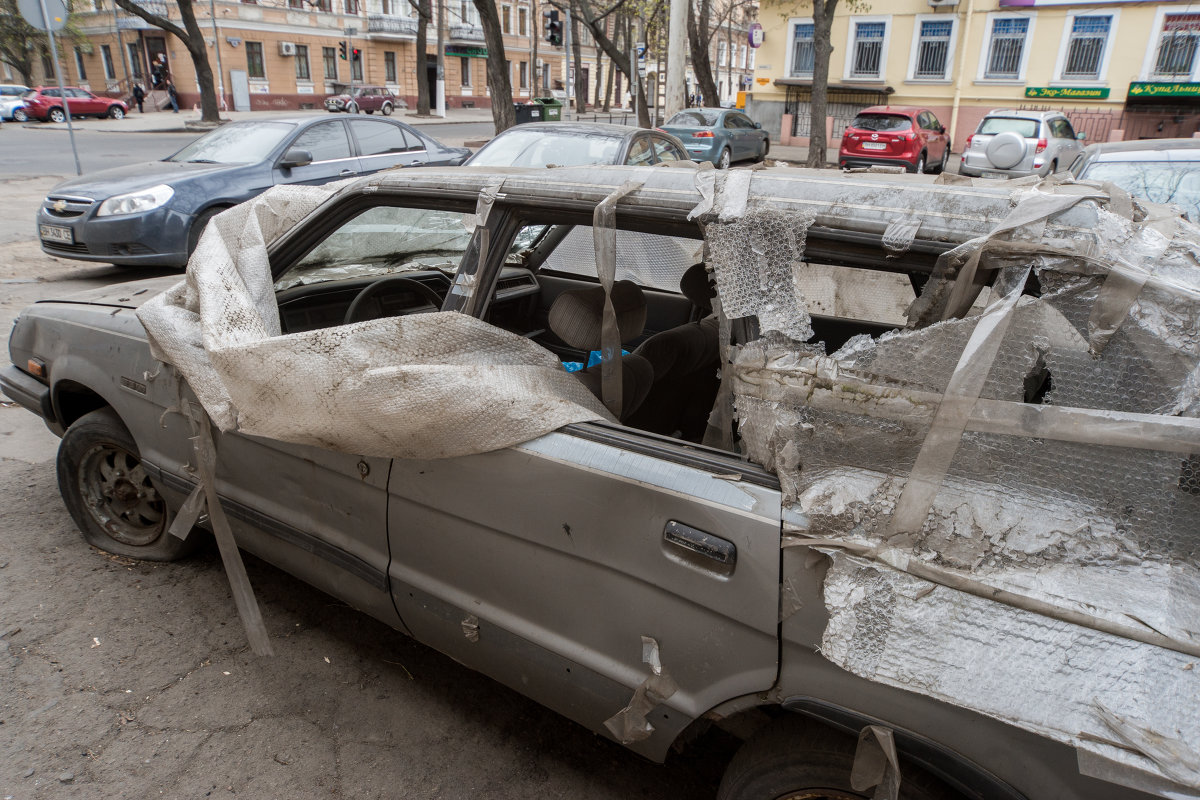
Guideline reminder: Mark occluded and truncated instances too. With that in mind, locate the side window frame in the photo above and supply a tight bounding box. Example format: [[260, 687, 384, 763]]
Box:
[[288, 120, 355, 163]]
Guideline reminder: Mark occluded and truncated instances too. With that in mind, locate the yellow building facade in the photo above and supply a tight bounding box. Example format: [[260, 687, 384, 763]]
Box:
[[746, 0, 1200, 150]]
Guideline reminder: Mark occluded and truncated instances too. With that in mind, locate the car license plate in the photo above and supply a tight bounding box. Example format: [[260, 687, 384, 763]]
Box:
[[39, 224, 73, 244], [861, 142, 887, 150]]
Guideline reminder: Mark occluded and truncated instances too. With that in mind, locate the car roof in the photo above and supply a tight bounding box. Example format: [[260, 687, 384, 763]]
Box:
[[857, 105, 923, 116], [985, 109, 1059, 120], [1083, 138, 1200, 161], [497, 121, 647, 138]]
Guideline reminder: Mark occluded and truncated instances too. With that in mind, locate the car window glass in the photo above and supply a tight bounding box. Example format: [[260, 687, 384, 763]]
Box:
[[977, 117, 1039, 138], [469, 129, 622, 167], [626, 138, 654, 165], [403, 127, 427, 151], [292, 121, 353, 162], [723, 114, 740, 129], [667, 110, 719, 126], [542, 226, 703, 291], [350, 120, 408, 156], [167, 120, 297, 164], [1082, 161, 1200, 222], [850, 113, 911, 132], [652, 137, 685, 162], [43, 88, 60, 98], [926, 112, 942, 130]]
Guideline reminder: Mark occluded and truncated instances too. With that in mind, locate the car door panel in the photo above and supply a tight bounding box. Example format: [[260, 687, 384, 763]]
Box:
[[275, 120, 361, 185], [386, 428, 781, 759]]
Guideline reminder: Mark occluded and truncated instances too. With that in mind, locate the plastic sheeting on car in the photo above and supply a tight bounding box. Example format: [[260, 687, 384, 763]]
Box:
[[702, 171, 1200, 793]]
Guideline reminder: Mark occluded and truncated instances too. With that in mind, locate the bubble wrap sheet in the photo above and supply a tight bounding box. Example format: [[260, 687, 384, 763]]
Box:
[[136, 184, 609, 460], [718, 181, 1200, 793]]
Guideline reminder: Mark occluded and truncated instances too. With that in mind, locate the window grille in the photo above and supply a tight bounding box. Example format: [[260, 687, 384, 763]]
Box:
[[985, 17, 1028, 79], [915, 20, 952, 79], [1063, 15, 1110, 79], [850, 21, 885, 79], [791, 23, 814, 76], [1155, 14, 1200, 77]]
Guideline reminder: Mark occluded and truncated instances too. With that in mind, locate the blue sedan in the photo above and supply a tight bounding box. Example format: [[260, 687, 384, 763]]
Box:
[[659, 108, 770, 169], [37, 115, 470, 267]]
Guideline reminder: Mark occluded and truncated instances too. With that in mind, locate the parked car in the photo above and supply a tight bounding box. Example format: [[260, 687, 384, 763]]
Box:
[[0, 83, 29, 121], [838, 105, 950, 173], [659, 108, 770, 168], [959, 109, 1084, 178], [1070, 138, 1200, 222], [36, 115, 470, 267], [6, 165, 1194, 800], [324, 85, 398, 115], [465, 122, 688, 168], [21, 86, 127, 122]]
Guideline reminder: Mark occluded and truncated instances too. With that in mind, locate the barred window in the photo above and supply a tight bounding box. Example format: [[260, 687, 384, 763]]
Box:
[[295, 44, 311, 80], [985, 17, 1029, 79], [915, 20, 952, 79], [850, 21, 886, 79], [246, 41, 265, 79], [791, 22, 814, 76], [1062, 15, 1110, 79], [384, 51, 396, 83], [1155, 14, 1200, 77], [323, 46, 338, 80]]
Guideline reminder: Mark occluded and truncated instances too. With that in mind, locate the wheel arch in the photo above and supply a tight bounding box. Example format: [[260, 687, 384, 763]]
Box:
[[53, 378, 113, 429]]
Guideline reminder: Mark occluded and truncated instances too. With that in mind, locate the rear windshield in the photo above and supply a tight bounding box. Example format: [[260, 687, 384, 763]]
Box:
[[1081, 161, 1200, 222], [850, 114, 912, 133], [978, 117, 1039, 138], [667, 110, 720, 127]]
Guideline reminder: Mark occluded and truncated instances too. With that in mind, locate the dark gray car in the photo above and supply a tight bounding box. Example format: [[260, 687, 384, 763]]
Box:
[[36, 116, 470, 267]]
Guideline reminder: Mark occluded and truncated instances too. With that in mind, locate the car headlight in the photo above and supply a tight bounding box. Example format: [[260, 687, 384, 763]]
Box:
[[96, 184, 174, 217]]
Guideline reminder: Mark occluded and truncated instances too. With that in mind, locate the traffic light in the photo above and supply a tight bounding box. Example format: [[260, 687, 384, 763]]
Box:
[[351, 47, 361, 62], [339, 40, 348, 60], [543, 9, 562, 46]]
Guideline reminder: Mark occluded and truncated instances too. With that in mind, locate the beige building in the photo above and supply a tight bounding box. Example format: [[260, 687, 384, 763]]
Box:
[[746, 0, 1200, 150]]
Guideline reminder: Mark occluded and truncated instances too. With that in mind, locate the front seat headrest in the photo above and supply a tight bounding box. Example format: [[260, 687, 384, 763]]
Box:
[[679, 263, 715, 315], [548, 280, 647, 351]]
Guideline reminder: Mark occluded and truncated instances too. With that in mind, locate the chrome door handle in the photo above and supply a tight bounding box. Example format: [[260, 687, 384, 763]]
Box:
[[339, 169, 355, 176], [663, 520, 736, 566]]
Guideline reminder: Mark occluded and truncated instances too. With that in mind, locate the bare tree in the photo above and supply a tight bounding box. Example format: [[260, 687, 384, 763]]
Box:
[[113, 0, 219, 122], [473, 0, 515, 132], [574, 0, 650, 125], [804, 0, 866, 167], [0, 0, 42, 84], [569, 10, 586, 112], [686, 0, 750, 107]]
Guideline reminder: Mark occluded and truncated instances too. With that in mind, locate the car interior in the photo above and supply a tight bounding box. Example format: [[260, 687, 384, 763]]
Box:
[[269, 197, 933, 450]]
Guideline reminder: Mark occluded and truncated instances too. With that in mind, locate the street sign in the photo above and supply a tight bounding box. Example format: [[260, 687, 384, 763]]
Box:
[[635, 42, 647, 60], [748, 22, 764, 48], [17, 0, 67, 31]]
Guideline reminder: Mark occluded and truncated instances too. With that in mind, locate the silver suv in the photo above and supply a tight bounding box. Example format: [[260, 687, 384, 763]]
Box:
[[960, 109, 1085, 178]]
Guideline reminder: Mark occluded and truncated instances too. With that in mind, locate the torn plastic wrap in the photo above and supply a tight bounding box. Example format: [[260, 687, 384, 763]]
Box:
[[137, 184, 612, 461], [712, 180, 1200, 793]]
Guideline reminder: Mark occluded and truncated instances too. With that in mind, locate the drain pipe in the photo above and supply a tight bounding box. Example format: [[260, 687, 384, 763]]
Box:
[[948, 0, 976, 153]]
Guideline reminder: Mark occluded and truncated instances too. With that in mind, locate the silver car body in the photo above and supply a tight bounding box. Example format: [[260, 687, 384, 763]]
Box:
[[959, 109, 1084, 178], [4, 167, 1192, 800]]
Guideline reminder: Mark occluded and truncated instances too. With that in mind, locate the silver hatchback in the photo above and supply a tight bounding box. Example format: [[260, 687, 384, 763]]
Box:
[[960, 109, 1085, 178]]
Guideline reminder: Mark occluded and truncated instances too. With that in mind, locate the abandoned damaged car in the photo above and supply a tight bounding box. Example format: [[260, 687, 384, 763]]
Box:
[[3, 165, 1199, 800]]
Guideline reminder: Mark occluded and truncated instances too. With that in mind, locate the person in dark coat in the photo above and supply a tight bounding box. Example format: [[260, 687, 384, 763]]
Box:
[[166, 81, 179, 113], [132, 83, 145, 113]]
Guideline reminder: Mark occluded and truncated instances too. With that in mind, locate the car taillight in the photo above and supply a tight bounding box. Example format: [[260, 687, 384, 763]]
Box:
[[965, 134, 974, 148], [1035, 138, 1047, 154], [693, 130, 714, 138]]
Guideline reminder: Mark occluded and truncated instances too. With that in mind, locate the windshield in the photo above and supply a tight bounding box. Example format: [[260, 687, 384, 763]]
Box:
[[850, 114, 912, 133], [469, 129, 623, 167], [666, 110, 719, 127], [1082, 160, 1200, 221], [978, 117, 1039, 138], [166, 121, 297, 164]]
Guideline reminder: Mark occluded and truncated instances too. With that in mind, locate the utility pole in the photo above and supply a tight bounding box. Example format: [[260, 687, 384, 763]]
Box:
[[435, 0, 445, 116], [664, 0, 685, 119], [563, 6, 571, 121], [209, 0, 225, 109], [345, 26, 356, 96]]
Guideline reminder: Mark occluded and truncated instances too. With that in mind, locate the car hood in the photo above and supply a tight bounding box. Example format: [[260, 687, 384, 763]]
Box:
[[41, 276, 181, 309], [47, 161, 235, 200]]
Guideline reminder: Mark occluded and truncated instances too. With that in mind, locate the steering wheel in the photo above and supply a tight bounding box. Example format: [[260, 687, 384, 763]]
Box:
[[343, 276, 445, 325]]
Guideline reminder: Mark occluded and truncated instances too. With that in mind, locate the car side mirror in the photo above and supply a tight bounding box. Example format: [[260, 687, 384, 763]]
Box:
[[938, 125, 946, 134], [279, 148, 313, 169], [1076, 132, 1087, 140], [753, 121, 762, 129]]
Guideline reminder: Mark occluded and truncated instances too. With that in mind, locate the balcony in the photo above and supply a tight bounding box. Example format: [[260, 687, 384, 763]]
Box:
[[367, 14, 418, 37], [448, 22, 484, 43], [116, 0, 170, 28]]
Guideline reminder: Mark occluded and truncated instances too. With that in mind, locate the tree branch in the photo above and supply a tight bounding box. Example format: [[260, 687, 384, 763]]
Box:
[[113, 0, 191, 42]]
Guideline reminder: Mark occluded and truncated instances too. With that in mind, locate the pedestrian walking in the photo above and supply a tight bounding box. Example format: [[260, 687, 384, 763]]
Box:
[[167, 81, 179, 113], [132, 83, 145, 113]]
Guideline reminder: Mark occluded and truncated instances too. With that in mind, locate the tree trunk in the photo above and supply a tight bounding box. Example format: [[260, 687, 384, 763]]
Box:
[[570, 12, 586, 113], [686, 0, 718, 107], [0, 0, 41, 85], [414, 0, 431, 115], [113, 0, 220, 123], [593, 47, 603, 109], [574, 0, 648, 125], [473, 0, 515, 133], [806, 0, 836, 169]]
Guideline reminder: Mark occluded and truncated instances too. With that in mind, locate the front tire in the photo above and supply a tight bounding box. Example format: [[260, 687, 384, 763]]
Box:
[[912, 152, 927, 174], [381, 102, 393, 116], [347, 102, 359, 114], [57, 408, 196, 562], [933, 147, 949, 174], [754, 138, 769, 163], [717, 147, 731, 169], [13, 107, 28, 122], [108, 105, 125, 120], [48, 107, 65, 123]]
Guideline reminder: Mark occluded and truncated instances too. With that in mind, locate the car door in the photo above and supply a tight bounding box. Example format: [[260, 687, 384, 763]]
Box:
[[65, 88, 93, 116], [273, 119, 361, 185], [349, 118, 419, 173]]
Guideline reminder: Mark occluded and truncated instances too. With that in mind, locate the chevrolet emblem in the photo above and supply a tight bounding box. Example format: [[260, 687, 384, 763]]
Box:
[[53, 199, 67, 213]]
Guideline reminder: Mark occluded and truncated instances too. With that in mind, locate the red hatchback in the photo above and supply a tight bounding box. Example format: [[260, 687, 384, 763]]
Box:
[[839, 106, 949, 174], [22, 86, 127, 123]]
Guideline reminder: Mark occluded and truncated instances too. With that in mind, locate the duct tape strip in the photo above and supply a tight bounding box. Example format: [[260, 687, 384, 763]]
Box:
[[167, 484, 206, 542], [850, 725, 902, 800], [688, 170, 717, 221], [593, 180, 644, 418], [888, 267, 1031, 537], [703, 293, 737, 451], [881, 217, 921, 258], [718, 170, 754, 222], [466, 181, 503, 230], [603, 635, 679, 744]]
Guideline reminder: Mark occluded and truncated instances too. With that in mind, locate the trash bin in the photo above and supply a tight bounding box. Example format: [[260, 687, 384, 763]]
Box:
[[513, 102, 543, 124], [533, 97, 562, 122]]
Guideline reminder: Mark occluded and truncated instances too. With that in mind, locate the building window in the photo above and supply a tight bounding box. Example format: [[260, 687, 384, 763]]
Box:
[[246, 41, 265, 79], [849, 20, 886, 79], [914, 19, 952, 79], [519, 59, 528, 89], [985, 17, 1029, 79], [74, 47, 88, 82], [127, 43, 143, 78], [101, 44, 116, 81], [1154, 13, 1200, 78], [323, 46, 338, 79], [460, 56, 471, 86], [314, 0, 331, 11], [790, 21, 814, 77], [384, 51, 396, 82], [288, 0, 303, 7], [1062, 15, 1110, 79], [501, 4, 511, 34], [345, 0, 358, 14], [718, 40, 727, 67], [295, 44, 311, 80], [518, 6, 528, 36]]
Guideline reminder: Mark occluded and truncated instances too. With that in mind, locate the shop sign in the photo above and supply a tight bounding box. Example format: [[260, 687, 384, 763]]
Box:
[[1128, 81, 1200, 98], [446, 45, 487, 58], [748, 23, 764, 48], [1025, 86, 1110, 100], [756, 77, 770, 86]]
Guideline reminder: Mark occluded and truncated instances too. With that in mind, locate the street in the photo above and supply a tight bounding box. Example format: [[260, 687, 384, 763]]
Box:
[[0, 121, 725, 799]]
